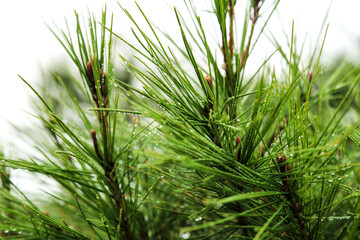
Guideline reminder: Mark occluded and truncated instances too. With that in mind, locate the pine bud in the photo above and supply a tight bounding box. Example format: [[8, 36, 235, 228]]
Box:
[[236, 136, 241, 145], [91, 129, 103, 161], [86, 61, 94, 85], [91, 129, 96, 139], [308, 71, 313, 83], [205, 75, 212, 91]]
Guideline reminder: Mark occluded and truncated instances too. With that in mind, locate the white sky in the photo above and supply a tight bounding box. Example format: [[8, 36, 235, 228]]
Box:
[[1, 0, 360, 150]]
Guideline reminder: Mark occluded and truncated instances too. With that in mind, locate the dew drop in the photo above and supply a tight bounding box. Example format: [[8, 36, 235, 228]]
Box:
[[179, 231, 190, 239], [195, 217, 203, 222]]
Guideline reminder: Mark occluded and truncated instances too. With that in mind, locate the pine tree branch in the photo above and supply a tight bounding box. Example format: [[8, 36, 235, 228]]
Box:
[[238, 0, 261, 73], [221, 0, 237, 96], [278, 154, 311, 240], [229, 0, 235, 60], [88, 60, 130, 239]]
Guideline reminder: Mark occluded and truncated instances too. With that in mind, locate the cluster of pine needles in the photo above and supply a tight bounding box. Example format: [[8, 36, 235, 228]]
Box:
[[1, 0, 360, 239]]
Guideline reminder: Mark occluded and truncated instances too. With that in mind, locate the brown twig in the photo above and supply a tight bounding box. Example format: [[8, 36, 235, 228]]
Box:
[[91, 129, 130, 239], [221, 0, 237, 95], [238, 0, 261, 72], [88, 61, 130, 238], [91, 129, 103, 161], [221, 36, 232, 94], [229, 0, 235, 60], [277, 154, 311, 240]]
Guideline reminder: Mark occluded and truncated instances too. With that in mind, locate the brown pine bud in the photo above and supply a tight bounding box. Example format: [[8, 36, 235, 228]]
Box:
[[91, 129, 103, 161], [86, 61, 94, 85], [91, 129, 96, 138], [205, 75, 212, 91], [236, 136, 241, 145], [278, 154, 286, 163], [308, 71, 313, 83], [99, 69, 106, 81]]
